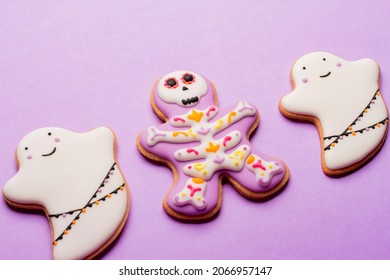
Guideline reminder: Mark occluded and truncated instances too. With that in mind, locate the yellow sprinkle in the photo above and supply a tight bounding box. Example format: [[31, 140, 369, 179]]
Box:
[[181, 193, 186, 197], [268, 165, 273, 169], [215, 119, 223, 129]]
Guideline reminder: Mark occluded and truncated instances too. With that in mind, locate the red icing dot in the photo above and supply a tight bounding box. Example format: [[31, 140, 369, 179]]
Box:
[[243, 147, 247, 150], [188, 166, 192, 169]]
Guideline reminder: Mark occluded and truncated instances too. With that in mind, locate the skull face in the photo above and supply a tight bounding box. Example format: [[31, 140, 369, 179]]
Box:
[[157, 70, 208, 107]]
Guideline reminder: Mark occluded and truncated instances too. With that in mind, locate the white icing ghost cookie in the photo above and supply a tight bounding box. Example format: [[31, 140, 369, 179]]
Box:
[[280, 52, 389, 176], [2, 127, 130, 259]]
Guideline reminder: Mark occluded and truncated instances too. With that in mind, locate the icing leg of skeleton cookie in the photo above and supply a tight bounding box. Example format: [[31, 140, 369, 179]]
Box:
[[166, 174, 220, 217], [225, 147, 287, 194]]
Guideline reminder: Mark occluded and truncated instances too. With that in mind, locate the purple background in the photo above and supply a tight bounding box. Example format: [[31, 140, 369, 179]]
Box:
[[0, 0, 389, 260]]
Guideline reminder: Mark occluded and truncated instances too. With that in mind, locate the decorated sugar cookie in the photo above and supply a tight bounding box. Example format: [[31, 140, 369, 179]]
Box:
[[280, 52, 389, 176], [137, 71, 289, 221], [2, 127, 130, 259]]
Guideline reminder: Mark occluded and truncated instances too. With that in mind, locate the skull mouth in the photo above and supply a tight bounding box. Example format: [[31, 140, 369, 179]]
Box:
[[182, 96, 199, 106]]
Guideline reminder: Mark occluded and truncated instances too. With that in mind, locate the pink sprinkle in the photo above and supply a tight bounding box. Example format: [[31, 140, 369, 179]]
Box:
[[173, 117, 186, 123], [187, 149, 199, 155], [109, 171, 114, 175], [98, 188, 102, 193], [302, 78, 308, 83], [336, 62, 342, 67], [104, 179, 109, 183], [54, 137, 60, 142], [27, 155, 32, 160], [62, 213, 67, 218]]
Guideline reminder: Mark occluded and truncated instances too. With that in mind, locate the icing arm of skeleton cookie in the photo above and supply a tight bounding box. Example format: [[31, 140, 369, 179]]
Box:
[[210, 101, 257, 132], [146, 126, 199, 146], [169, 106, 219, 127]]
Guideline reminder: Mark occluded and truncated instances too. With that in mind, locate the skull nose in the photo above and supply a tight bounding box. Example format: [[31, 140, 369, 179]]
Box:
[[182, 86, 188, 91]]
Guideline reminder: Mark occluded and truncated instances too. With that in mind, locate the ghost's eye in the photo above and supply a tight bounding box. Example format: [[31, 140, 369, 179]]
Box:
[[48, 132, 52, 136], [303, 67, 306, 70], [25, 147, 28, 150], [164, 78, 179, 89], [181, 73, 195, 84], [323, 58, 326, 61]]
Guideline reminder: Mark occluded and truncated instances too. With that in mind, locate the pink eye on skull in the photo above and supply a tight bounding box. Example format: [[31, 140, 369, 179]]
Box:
[[164, 78, 179, 89], [181, 73, 195, 84]]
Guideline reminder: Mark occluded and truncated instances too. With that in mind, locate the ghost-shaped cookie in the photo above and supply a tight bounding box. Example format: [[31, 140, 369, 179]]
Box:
[[280, 52, 389, 175], [2, 127, 130, 259]]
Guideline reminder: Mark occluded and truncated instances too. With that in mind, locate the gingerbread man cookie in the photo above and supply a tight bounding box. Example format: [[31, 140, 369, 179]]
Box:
[[279, 52, 389, 176], [2, 127, 130, 259], [137, 71, 289, 221]]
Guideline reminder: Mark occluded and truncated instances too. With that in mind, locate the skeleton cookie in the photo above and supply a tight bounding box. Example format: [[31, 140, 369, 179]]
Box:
[[137, 71, 289, 221], [280, 52, 389, 176], [2, 127, 130, 259]]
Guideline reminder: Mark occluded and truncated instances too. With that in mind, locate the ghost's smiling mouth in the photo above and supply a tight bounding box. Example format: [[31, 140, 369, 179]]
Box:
[[182, 96, 199, 106], [319, 71, 331, 78], [42, 147, 57, 157]]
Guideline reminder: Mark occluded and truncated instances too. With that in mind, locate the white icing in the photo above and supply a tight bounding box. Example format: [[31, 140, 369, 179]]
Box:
[[2, 127, 129, 259], [281, 52, 388, 170], [157, 70, 208, 107], [245, 154, 283, 187], [174, 178, 207, 209]]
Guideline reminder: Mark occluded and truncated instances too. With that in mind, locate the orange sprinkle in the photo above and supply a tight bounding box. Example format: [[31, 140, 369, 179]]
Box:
[[192, 178, 204, 184], [352, 132, 356, 136], [246, 155, 255, 164], [331, 143, 335, 147], [63, 230, 68, 235], [107, 194, 112, 198], [364, 109, 368, 113], [95, 201, 100, 205], [120, 187, 124, 191], [53, 241, 58, 246], [377, 124, 380, 128], [348, 126, 353, 131], [72, 221, 76, 225], [81, 208, 86, 213]]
